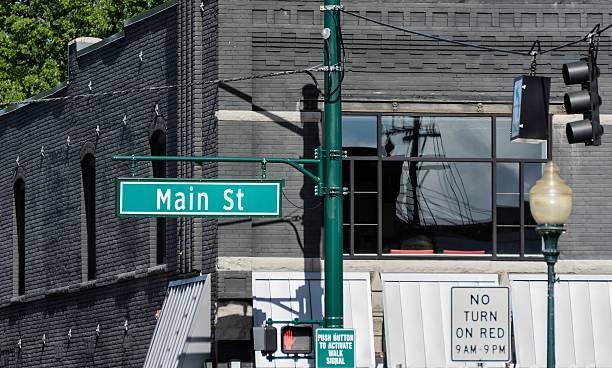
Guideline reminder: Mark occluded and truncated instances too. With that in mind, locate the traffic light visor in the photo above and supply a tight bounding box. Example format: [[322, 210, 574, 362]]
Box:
[[562, 60, 589, 85], [564, 90, 592, 114], [566, 119, 599, 144]]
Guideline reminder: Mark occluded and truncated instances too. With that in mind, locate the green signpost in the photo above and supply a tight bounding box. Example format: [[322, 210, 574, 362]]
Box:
[[117, 178, 282, 217], [315, 329, 355, 368]]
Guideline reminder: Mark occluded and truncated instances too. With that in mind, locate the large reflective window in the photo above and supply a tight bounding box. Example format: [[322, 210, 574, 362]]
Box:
[[343, 115, 377, 156], [343, 159, 379, 255], [496, 163, 519, 226], [524, 163, 544, 227], [496, 117, 547, 159], [381, 116, 491, 158], [381, 162, 492, 254]]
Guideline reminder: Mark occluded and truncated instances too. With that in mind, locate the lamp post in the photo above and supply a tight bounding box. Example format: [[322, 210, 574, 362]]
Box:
[[529, 161, 573, 368]]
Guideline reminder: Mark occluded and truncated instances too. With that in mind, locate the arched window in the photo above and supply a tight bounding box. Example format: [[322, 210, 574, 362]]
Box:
[[81, 153, 96, 280], [14, 178, 25, 295], [150, 130, 166, 264]]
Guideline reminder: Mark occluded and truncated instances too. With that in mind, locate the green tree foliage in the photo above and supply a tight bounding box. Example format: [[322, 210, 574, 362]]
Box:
[[0, 0, 166, 104]]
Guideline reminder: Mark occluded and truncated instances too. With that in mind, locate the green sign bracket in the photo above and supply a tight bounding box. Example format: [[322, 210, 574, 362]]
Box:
[[265, 355, 314, 361], [265, 318, 325, 326], [112, 154, 322, 185]]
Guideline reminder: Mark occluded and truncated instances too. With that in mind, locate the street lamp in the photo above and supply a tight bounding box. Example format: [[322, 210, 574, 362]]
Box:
[[529, 161, 573, 368]]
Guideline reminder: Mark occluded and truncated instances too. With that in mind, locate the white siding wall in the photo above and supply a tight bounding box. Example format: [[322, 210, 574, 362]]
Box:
[[381, 273, 500, 368], [510, 274, 612, 368], [252, 272, 375, 368]]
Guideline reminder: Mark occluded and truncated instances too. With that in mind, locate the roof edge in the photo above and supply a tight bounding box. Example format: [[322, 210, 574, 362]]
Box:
[[168, 275, 208, 288], [124, 0, 178, 28], [76, 32, 125, 58], [0, 82, 68, 117]]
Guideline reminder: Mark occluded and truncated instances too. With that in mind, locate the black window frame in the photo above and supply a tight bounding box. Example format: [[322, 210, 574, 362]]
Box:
[[14, 177, 25, 295], [341, 111, 551, 260], [81, 153, 96, 280], [150, 129, 167, 265]]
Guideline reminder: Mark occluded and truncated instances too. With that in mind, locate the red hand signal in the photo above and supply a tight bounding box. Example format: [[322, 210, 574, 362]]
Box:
[[283, 328, 296, 351]]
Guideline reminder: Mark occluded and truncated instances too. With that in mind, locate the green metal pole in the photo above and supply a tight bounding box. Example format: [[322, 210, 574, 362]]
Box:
[[537, 224, 563, 368], [323, 0, 343, 328]]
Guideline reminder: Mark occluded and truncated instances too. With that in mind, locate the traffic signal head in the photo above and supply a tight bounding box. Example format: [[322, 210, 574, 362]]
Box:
[[281, 325, 313, 354], [562, 56, 603, 145], [562, 60, 590, 85]]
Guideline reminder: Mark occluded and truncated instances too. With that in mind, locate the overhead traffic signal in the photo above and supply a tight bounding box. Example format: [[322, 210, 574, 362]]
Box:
[[563, 43, 603, 145]]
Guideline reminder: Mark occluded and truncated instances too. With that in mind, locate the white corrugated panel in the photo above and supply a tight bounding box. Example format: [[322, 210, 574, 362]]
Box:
[[252, 272, 375, 368], [143, 275, 211, 368], [381, 273, 500, 368], [510, 274, 612, 368]]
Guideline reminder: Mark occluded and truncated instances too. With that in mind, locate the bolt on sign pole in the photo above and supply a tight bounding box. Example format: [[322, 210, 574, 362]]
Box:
[[323, 0, 343, 328]]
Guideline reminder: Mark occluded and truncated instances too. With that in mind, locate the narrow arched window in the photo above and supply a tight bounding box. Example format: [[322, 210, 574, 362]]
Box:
[[81, 153, 96, 280], [150, 130, 166, 264], [14, 178, 25, 295]]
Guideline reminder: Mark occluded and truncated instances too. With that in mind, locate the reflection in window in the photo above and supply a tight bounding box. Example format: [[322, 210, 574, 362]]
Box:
[[381, 116, 491, 158], [343, 115, 377, 156], [343, 159, 379, 255], [524, 163, 544, 227], [496, 117, 546, 159], [496, 163, 519, 226], [381, 162, 492, 254], [341, 112, 549, 258]]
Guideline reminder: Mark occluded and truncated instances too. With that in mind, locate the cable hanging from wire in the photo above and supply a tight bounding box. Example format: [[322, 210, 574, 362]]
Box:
[[0, 64, 326, 109], [339, 9, 612, 57]]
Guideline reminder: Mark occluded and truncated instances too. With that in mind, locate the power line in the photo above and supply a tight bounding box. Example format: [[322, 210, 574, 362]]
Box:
[[339, 9, 611, 57], [0, 64, 325, 109]]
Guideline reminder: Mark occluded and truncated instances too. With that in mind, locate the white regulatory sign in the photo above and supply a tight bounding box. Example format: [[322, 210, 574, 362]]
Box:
[[451, 286, 511, 362]]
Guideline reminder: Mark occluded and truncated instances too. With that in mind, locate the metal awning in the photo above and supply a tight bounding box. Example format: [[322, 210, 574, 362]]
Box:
[[510, 274, 612, 368], [381, 273, 501, 368], [143, 274, 211, 368], [252, 272, 375, 368]]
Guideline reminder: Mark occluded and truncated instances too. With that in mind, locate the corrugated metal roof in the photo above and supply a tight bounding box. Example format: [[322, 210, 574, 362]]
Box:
[[143, 274, 211, 368]]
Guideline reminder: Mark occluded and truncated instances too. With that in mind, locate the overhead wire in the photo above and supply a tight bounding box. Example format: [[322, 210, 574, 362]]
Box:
[[339, 9, 612, 57], [0, 64, 325, 109]]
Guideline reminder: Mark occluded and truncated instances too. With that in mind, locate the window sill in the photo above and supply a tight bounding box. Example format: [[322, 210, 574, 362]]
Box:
[[116, 270, 137, 282], [147, 264, 168, 275], [79, 280, 97, 290], [0, 267, 172, 309], [9, 295, 26, 304]]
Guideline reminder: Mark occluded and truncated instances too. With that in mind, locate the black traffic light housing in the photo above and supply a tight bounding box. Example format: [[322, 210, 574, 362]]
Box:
[[563, 40, 603, 146]]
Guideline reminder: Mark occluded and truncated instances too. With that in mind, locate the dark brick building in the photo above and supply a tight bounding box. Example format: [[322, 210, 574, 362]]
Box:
[[2, 0, 612, 367]]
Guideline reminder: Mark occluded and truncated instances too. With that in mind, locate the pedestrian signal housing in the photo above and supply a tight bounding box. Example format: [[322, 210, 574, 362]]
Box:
[[253, 326, 277, 354], [281, 325, 313, 354]]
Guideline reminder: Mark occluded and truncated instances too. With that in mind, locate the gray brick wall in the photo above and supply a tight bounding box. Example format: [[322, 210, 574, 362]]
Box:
[[217, 116, 323, 259], [215, 0, 612, 264], [0, 3, 213, 367], [217, 0, 612, 112], [554, 120, 612, 259]]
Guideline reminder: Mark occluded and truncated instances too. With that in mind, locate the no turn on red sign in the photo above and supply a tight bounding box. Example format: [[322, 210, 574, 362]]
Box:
[[451, 287, 511, 362]]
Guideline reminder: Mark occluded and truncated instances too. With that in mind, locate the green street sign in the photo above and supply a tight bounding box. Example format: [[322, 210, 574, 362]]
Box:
[[315, 328, 355, 368], [117, 178, 282, 217]]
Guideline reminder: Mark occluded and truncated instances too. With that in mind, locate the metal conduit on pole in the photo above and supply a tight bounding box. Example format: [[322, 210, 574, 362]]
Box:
[[323, 0, 343, 328]]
